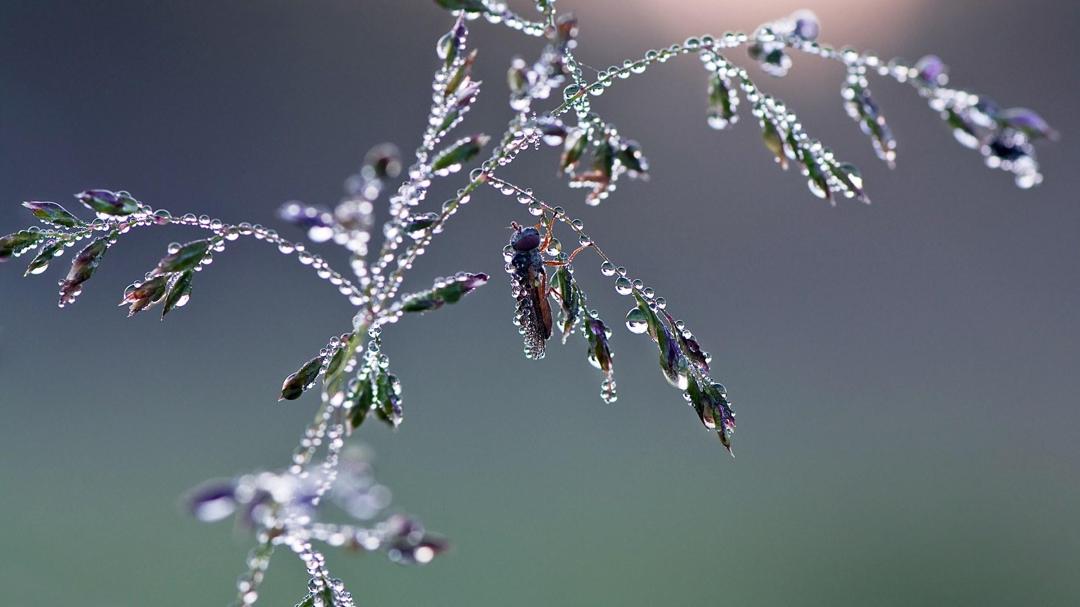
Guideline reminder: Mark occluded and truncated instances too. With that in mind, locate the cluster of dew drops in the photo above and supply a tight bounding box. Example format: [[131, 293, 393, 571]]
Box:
[[491, 178, 712, 402], [86, 206, 371, 308]]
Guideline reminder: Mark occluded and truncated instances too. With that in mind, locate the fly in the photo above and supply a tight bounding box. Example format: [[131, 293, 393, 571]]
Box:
[[507, 216, 591, 360]]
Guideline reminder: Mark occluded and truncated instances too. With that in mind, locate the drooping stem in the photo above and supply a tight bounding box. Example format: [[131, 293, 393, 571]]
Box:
[[51, 209, 365, 305]]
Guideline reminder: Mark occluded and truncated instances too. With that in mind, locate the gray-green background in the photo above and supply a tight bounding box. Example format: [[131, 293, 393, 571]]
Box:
[[2, 1, 1077, 605]]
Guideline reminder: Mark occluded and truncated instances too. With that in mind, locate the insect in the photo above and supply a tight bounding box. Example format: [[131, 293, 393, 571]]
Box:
[[507, 217, 590, 360]]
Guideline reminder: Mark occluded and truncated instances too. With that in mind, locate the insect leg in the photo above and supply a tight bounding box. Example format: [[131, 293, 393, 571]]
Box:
[[538, 213, 557, 252], [542, 244, 593, 267]]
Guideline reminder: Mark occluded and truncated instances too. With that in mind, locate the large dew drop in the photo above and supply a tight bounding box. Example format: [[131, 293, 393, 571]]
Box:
[[625, 307, 649, 334]]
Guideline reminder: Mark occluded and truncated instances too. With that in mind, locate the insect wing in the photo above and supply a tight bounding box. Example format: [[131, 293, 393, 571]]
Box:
[[511, 252, 551, 359]]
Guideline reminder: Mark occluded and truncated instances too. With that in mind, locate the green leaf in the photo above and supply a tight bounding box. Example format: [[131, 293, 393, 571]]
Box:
[[584, 316, 617, 403], [842, 82, 896, 167], [707, 71, 737, 129], [22, 201, 83, 228], [799, 146, 832, 201], [944, 108, 979, 149], [323, 343, 350, 384], [826, 160, 869, 203], [76, 189, 141, 216], [659, 307, 709, 373], [507, 61, 529, 97], [24, 240, 66, 276], [280, 356, 324, 401], [444, 49, 477, 98], [760, 119, 789, 170], [552, 266, 581, 342], [686, 375, 736, 453], [401, 212, 441, 235], [432, 134, 489, 172], [632, 293, 687, 389], [434, 0, 488, 13], [323, 331, 362, 402], [161, 271, 194, 319], [346, 375, 374, 433], [373, 372, 404, 428], [400, 272, 488, 313], [616, 140, 648, 176], [437, 13, 468, 69], [632, 292, 663, 345], [59, 232, 114, 306], [592, 137, 616, 180], [585, 318, 613, 374], [560, 129, 589, 173], [0, 230, 45, 261], [153, 239, 213, 275], [435, 109, 461, 138]]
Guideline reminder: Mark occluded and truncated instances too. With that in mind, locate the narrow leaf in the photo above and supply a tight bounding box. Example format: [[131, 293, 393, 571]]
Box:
[[22, 201, 83, 228], [280, 356, 324, 401], [0, 230, 44, 261], [434, 0, 488, 13], [346, 375, 374, 433], [25, 240, 66, 276], [153, 239, 212, 275], [432, 134, 489, 173], [161, 271, 194, 319], [59, 232, 114, 307], [76, 189, 141, 216], [400, 272, 488, 313]]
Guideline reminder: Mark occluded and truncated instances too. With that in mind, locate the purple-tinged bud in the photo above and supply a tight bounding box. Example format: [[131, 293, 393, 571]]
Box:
[[76, 189, 141, 216], [536, 117, 568, 146], [59, 233, 112, 306], [555, 14, 578, 48], [364, 143, 403, 181], [914, 55, 947, 86], [22, 201, 83, 228], [120, 274, 171, 317], [999, 108, 1059, 141], [279, 201, 334, 230], [791, 10, 820, 41], [186, 481, 238, 523]]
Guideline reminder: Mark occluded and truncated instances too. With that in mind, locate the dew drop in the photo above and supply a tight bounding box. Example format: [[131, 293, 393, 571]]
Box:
[[625, 308, 649, 334]]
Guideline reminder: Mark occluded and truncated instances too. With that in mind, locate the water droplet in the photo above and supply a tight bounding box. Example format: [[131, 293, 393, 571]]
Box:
[[625, 308, 649, 334], [614, 276, 633, 295]]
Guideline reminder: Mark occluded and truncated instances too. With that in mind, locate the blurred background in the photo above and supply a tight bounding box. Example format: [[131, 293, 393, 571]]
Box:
[[1, 1, 1077, 605]]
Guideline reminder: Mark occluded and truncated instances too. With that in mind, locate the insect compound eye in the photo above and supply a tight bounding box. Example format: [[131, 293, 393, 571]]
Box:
[[511, 227, 541, 251]]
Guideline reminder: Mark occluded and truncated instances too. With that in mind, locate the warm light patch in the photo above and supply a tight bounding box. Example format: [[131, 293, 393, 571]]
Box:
[[569, 0, 930, 46]]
